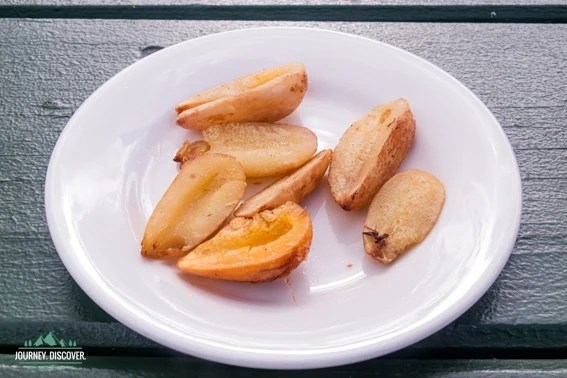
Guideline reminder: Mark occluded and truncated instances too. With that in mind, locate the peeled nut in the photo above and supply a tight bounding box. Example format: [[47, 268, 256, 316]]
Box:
[[203, 122, 318, 177], [176, 63, 307, 130], [177, 202, 313, 282], [235, 149, 332, 218], [363, 169, 445, 264], [141, 153, 246, 258], [329, 98, 416, 210]]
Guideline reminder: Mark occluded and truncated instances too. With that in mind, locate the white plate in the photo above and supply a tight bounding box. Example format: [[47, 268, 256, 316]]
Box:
[[45, 27, 522, 369]]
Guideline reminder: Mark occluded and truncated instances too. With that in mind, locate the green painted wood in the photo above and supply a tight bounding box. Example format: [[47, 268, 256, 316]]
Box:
[[0, 4, 566, 22], [2, 0, 567, 5], [0, 19, 566, 358], [1, 356, 567, 377]]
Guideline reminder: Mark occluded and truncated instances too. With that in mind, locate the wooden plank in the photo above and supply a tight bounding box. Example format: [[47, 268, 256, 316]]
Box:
[[0, 19, 566, 353], [1, 0, 565, 5], [1, 355, 567, 377], [0, 3, 566, 23]]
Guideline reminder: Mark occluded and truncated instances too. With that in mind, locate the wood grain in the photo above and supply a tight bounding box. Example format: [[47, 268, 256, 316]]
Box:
[[0, 2, 565, 22], [1, 355, 567, 377], [0, 19, 566, 355], [0, 0, 565, 5]]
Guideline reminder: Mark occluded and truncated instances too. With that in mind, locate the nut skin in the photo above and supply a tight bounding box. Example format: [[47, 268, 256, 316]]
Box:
[[202, 122, 318, 178], [235, 150, 332, 218], [173, 140, 210, 168], [177, 202, 313, 282], [141, 153, 246, 259], [329, 98, 416, 211], [363, 169, 445, 264], [175, 63, 307, 131]]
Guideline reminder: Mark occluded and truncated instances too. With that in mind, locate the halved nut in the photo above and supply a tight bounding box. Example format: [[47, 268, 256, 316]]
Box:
[[235, 149, 332, 218], [141, 153, 246, 258], [329, 98, 416, 210], [176, 63, 307, 130], [363, 169, 445, 264], [202, 122, 318, 177], [177, 201, 313, 282], [173, 140, 210, 168]]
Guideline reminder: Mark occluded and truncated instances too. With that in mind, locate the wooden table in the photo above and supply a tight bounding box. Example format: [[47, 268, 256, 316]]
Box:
[[1, 1, 566, 376]]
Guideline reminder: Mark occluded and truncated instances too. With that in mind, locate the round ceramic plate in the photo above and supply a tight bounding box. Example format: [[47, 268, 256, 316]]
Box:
[[45, 27, 521, 369]]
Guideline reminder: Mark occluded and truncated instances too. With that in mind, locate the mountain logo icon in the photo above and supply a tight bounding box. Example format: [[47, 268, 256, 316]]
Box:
[[23, 331, 78, 348]]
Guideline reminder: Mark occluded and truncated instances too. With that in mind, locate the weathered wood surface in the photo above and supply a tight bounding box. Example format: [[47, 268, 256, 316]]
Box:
[[0, 17, 566, 372], [1, 356, 567, 377], [0, 0, 565, 5], [0, 2, 565, 22]]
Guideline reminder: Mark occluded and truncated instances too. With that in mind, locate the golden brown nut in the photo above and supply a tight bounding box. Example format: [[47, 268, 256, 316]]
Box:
[[202, 122, 318, 177], [177, 202, 312, 282], [329, 98, 416, 210], [141, 153, 246, 258], [173, 140, 210, 168], [363, 169, 445, 264], [235, 149, 332, 218], [176, 63, 307, 130]]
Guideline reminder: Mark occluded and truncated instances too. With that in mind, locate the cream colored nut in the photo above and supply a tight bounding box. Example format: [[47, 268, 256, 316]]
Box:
[[203, 122, 318, 178], [363, 169, 445, 264], [235, 149, 332, 218], [176, 63, 307, 130], [329, 98, 416, 210], [141, 153, 246, 258]]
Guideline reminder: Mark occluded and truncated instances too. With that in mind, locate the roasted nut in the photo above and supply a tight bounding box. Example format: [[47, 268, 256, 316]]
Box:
[[177, 202, 312, 282], [329, 98, 416, 210], [363, 169, 445, 264], [173, 140, 210, 168], [176, 63, 307, 130], [141, 153, 246, 258], [235, 149, 332, 217], [203, 122, 318, 177]]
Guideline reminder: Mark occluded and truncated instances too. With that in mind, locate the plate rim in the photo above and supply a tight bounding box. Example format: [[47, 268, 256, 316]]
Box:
[[44, 26, 522, 369]]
